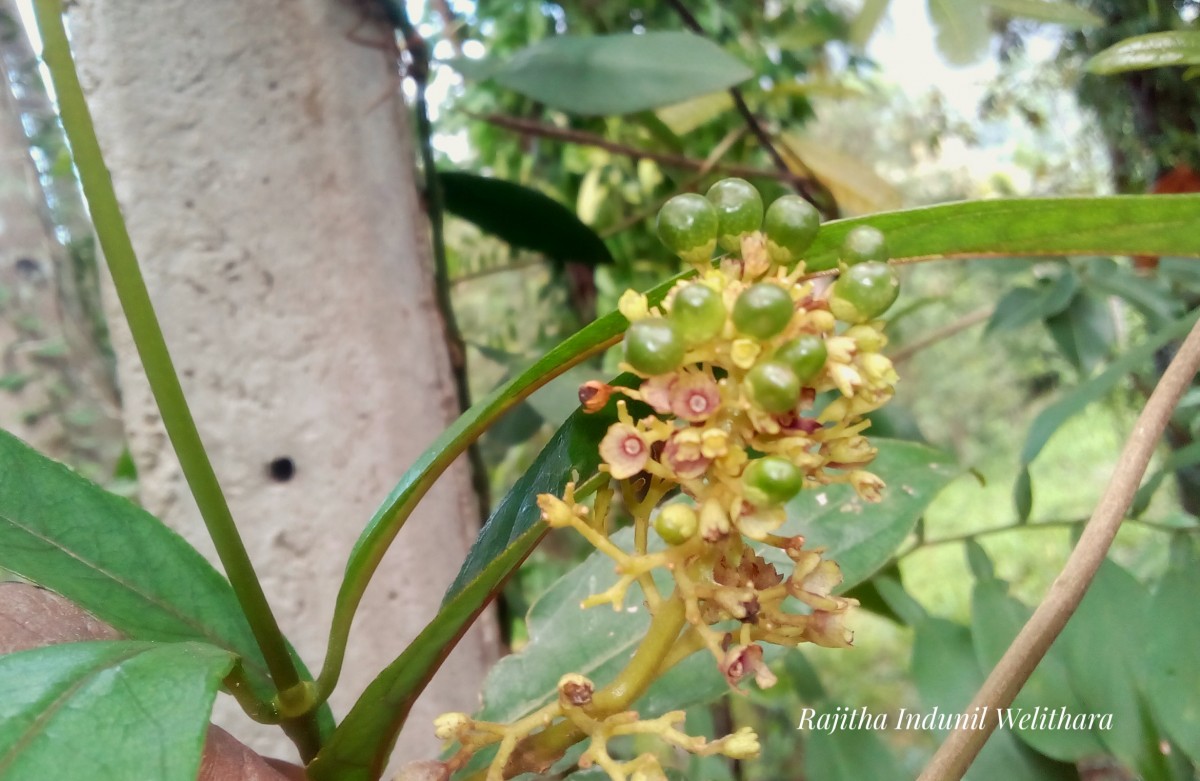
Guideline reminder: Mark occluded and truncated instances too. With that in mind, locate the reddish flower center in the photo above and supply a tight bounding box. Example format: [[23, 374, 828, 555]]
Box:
[[622, 437, 645, 457]]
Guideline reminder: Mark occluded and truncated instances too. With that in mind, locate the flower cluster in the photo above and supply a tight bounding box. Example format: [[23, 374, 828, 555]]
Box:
[[434, 179, 902, 781]]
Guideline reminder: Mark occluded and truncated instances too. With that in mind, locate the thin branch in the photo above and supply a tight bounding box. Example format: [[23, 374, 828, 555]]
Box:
[[473, 112, 816, 188], [662, 0, 826, 211], [916, 314, 1200, 781], [900, 516, 1197, 556], [890, 307, 993, 364], [601, 125, 748, 239]]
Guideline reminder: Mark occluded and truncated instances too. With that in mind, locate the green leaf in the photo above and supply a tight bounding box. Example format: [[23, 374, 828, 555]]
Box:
[[440, 172, 612, 267], [984, 272, 1078, 336], [914, 616, 1080, 780], [802, 706, 901, 781], [1061, 561, 1169, 779], [1018, 309, 1199, 469], [1013, 466, 1033, 522], [870, 572, 928, 626], [776, 440, 960, 587], [0, 640, 233, 780], [1087, 31, 1200, 75], [964, 539, 994, 581], [1044, 290, 1114, 374], [927, 0, 990, 66], [0, 431, 275, 697], [970, 577, 1106, 761], [801, 195, 1200, 273], [308, 402, 616, 781], [849, 0, 893, 47], [1143, 543, 1200, 764], [981, 0, 1102, 27], [488, 32, 753, 116]]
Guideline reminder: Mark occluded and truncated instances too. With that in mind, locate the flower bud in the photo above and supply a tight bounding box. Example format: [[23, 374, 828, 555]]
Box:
[[557, 673, 595, 707], [655, 504, 699, 545]]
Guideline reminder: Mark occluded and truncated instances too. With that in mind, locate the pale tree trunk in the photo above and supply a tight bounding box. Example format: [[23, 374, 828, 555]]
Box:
[[0, 0, 122, 476], [68, 0, 497, 768]]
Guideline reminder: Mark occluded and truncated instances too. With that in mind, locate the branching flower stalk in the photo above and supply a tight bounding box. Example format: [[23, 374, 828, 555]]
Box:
[[435, 179, 904, 781]]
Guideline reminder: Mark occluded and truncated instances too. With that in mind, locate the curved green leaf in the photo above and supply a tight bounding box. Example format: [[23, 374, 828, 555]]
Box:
[[928, 0, 989, 66], [1087, 31, 1200, 75], [982, 0, 1102, 27], [984, 271, 1078, 336], [0, 431, 273, 696], [489, 32, 753, 116], [801, 195, 1200, 272], [440, 172, 612, 267], [774, 440, 960, 586], [0, 641, 233, 780], [1143, 542, 1200, 764]]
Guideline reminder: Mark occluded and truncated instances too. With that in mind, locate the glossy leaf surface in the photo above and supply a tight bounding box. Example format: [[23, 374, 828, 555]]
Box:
[[440, 172, 612, 266], [1087, 31, 1200, 74]]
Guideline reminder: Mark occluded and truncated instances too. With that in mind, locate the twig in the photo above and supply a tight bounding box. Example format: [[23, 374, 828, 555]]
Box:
[[898, 516, 1197, 558], [473, 112, 815, 188], [394, 5, 492, 521], [916, 314, 1200, 781], [601, 126, 747, 239], [889, 307, 993, 364], [662, 0, 826, 211]]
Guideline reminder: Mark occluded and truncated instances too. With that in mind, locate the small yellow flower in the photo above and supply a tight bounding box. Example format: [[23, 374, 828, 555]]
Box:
[[730, 338, 761, 369], [618, 289, 650, 321], [721, 728, 762, 760]]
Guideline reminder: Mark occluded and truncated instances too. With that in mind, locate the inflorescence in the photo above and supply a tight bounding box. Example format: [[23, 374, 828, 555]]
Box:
[[434, 179, 902, 781]]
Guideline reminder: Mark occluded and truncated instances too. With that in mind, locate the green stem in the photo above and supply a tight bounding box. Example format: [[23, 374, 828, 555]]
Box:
[[32, 0, 319, 756]]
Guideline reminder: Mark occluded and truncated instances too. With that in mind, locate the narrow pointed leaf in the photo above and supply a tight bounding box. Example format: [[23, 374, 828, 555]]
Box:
[[0, 640, 233, 781], [1087, 31, 1200, 75], [440, 172, 612, 266], [0, 431, 275, 695], [1018, 309, 1200, 469], [488, 33, 753, 116]]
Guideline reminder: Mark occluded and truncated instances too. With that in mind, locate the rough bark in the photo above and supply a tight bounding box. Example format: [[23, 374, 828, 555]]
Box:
[[68, 0, 496, 767]]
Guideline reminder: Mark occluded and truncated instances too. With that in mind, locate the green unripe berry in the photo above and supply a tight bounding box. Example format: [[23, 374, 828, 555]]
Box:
[[625, 318, 685, 375], [733, 283, 794, 340], [655, 504, 699, 545], [742, 456, 804, 507], [706, 178, 764, 251], [829, 261, 900, 324], [657, 194, 718, 265], [842, 225, 888, 266], [764, 195, 820, 266], [774, 335, 827, 383], [669, 283, 726, 346], [746, 360, 801, 414]]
